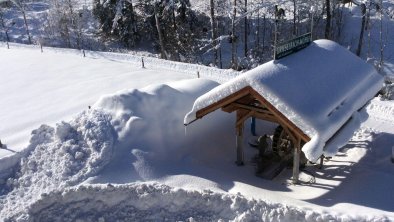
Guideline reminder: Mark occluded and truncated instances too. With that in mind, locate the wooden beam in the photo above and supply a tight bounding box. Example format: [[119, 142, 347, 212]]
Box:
[[236, 110, 254, 127], [232, 102, 270, 114], [194, 86, 310, 143], [196, 87, 251, 119], [222, 102, 272, 117], [222, 104, 237, 113], [252, 112, 278, 123]]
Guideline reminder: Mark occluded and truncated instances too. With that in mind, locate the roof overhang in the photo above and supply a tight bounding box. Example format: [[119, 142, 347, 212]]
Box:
[[189, 86, 311, 143]]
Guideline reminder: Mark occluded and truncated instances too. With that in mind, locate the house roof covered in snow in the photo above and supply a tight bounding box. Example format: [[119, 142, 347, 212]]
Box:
[[184, 40, 384, 161]]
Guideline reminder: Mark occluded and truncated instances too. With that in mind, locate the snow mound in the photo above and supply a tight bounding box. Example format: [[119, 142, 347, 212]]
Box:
[[0, 79, 225, 220], [0, 110, 116, 220], [88, 79, 232, 183], [27, 183, 354, 222]]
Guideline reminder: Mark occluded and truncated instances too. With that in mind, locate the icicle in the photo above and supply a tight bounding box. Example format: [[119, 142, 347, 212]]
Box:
[[184, 126, 187, 136]]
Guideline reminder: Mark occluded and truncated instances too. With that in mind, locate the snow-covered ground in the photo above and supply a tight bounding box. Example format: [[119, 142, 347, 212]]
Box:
[[0, 44, 393, 221]]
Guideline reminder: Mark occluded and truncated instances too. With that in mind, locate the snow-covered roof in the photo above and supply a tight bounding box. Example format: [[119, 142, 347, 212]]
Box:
[[184, 39, 384, 161]]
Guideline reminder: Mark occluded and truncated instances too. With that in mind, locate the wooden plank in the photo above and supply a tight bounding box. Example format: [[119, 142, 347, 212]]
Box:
[[196, 87, 251, 119], [221, 104, 237, 113], [232, 102, 270, 114], [252, 112, 278, 123]]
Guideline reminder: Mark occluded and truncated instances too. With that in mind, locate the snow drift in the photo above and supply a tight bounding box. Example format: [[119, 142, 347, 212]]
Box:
[[28, 183, 352, 222], [0, 79, 234, 220], [0, 110, 116, 220]]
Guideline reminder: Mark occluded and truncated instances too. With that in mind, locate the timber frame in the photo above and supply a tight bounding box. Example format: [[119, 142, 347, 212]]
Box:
[[195, 86, 311, 183]]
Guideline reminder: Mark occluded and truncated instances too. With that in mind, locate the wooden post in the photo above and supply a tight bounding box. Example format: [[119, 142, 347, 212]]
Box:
[[292, 138, 301, 184], [235, 110, 245, 166], [141, 57, 145, 68], [319, 155, 324, 169], [236, 125, 244, 166]]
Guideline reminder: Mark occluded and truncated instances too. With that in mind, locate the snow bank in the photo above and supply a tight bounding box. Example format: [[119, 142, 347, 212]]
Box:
[[27, 183, 358, 222], [0, 79, 230, 220], [184, 40, 384, 161], [0, 110, 116, 220], [89, 79, 235, 183]]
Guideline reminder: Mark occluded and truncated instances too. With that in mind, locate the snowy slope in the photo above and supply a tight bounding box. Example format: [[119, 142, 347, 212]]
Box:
[[0, 45, 393, 221]]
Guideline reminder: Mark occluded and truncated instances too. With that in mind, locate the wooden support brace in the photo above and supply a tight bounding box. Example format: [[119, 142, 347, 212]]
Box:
[[236, 110, 254, 127]]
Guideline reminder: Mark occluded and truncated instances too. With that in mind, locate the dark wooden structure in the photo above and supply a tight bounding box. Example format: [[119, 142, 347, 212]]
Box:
[[194, 86, 311, 183]]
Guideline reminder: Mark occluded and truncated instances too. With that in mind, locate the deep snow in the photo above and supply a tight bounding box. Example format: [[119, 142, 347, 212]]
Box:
[[0, 45, 393, 221]]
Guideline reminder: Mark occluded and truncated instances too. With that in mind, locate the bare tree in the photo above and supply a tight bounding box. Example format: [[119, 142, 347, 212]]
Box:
[[378, 0, 383, 70], [154, 3, 167, 59], [231, 0, 237, 69], [356, 3, 366, 56], [0, 9, 12, 48], [244, 0, 247, 57], [13, 0, 32, 44], [210, 0, 218, 66], [292, 0, 297, 35], [325, 0, 331, 39]]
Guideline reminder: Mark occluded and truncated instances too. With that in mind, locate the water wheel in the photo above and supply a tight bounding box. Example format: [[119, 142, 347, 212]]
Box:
[[272, 125, 307, 168]]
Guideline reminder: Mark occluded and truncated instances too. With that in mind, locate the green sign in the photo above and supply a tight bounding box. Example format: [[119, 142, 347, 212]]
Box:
[[275, 33, 312, 60]]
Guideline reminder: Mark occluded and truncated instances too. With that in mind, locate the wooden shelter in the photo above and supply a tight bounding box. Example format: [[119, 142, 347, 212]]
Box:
[[193, 86, 310, 183], [184, 40, 383, 184]]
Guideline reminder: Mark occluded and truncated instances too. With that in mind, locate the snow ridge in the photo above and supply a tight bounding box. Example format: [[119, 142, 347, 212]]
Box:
[[0, 110, 116, 221], [27, 183, 367, 222]]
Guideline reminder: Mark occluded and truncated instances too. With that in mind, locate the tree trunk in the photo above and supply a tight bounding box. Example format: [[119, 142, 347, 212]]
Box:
[[293, 0, 297, 35], [210, 0, 218, 66], [262, 14, 266, 51], [379, 0, 383, 70], [325, 0, 331, 39], [256, 9, 260, 48], [172, 1, 176, 30], [155, 6, 167, 59], [21, 10, 31, 44], [130, 2, 137, 33], [0, 13, 10, 49], [231, 0, 237, 69], [356, 4, 366, 57], [244, 0, 247, 57]]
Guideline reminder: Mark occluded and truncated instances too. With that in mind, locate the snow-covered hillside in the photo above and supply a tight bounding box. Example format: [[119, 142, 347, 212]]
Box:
[[0, 44, 393, 221]]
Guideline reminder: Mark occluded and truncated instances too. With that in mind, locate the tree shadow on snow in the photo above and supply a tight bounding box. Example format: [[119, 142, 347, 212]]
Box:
[[303, 132, 394, 212]]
